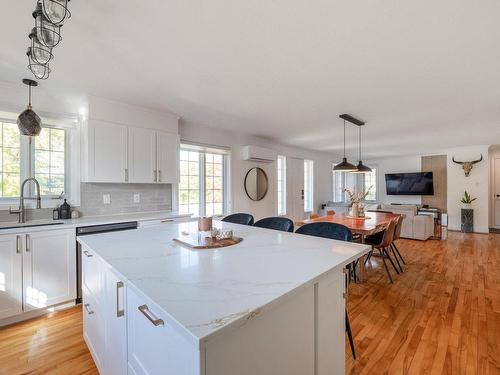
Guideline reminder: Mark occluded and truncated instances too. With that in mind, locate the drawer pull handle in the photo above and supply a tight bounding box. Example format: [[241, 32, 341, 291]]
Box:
[[25, 234, 30, 252], [161, 219, 174, 223], [138, 304, 164, 326], [116, 281, 125, 317], [16, 235, 21, 254], [84, 303, 94, 315], [83, 250, 93, 257]]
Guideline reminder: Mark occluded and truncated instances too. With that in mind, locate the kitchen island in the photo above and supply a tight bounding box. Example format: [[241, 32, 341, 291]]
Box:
[[77, 220, 370, 375]]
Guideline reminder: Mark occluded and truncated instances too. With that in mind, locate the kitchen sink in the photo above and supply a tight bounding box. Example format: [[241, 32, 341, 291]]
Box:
[[0, 221, 65, 230]]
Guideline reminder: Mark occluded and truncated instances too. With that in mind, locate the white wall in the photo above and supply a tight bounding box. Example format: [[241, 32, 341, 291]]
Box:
[[370, 155, 422, 205], [489, 145, 500, 229], [446, 145, 489, 233], [179, 121, 335, 220]]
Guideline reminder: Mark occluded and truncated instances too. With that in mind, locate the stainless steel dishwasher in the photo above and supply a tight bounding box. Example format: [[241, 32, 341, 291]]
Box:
[[76, 221, 138, 303]]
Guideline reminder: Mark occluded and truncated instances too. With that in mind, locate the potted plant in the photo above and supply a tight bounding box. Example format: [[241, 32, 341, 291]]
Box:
[[343, 186, 372, 218], [460, 190, 476, 233]]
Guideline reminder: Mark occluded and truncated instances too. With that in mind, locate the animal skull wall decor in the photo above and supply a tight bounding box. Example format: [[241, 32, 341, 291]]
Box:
[[452, 154, 483, 177]]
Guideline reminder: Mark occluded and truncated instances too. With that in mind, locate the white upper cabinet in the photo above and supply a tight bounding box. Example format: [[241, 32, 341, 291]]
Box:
[[0, 235, 23, 319], [128, 127, 157, 183], [22, 229, 76, 312], [157, 131, 180, 184], [85, 120, 128, 183], [82, 119, 179, 184]]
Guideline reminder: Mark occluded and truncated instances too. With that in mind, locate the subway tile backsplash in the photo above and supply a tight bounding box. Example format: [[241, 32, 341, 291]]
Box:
[[0, 183, 173, 222]]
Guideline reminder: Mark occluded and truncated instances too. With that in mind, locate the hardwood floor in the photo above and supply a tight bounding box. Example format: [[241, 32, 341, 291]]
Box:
[[0, 231, 498, 374], [346, 231, 500, 374]]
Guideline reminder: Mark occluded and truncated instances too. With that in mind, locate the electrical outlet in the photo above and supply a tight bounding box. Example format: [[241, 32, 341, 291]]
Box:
[[103, 194, 111, 205], [134, 193, 140, 203]]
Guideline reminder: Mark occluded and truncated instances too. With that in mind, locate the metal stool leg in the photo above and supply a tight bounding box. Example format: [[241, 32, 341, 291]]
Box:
[[378, 248, 393, 283], [346, 310, 356, 360]]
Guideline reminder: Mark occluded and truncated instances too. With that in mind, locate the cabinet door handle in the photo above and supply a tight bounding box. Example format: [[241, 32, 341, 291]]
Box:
[[16, 235, 21, 254], [161, 219, 174, 223], [116, 281, 125, 317], [125, 168, 129, 182], [84, 303, 94, 315], [138, 304, 164, 326], [25, 234, 30, 252], [83, 250, 93, 257], [158, 170, 161, 182]]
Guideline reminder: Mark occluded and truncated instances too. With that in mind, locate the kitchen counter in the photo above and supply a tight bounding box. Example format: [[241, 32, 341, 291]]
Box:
[[0, 211, 192, 235], [77, 220, 370, 346]]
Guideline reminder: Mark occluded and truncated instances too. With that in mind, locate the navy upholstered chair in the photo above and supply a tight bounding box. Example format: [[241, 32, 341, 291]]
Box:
[[253, 217, 294, 233], [222, 213, 254, 226], [295, 222, 353, 242]]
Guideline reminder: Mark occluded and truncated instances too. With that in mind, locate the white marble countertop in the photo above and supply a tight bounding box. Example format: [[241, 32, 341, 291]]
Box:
[[77, 220, 371, 347], [0, 211, 192, 235]]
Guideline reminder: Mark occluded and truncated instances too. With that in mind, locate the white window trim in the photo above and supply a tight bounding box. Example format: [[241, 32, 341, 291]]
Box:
[[0, 113, 81, 210]]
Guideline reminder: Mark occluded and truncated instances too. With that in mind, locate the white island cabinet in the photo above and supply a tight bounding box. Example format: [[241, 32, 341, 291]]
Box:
[[79, 221, 370, 375]]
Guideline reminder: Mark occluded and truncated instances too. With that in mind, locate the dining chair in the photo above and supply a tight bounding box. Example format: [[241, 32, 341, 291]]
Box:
[[364, 220, 399, 283], [309, 213, 320, 219], [222, 213, 254, 226], [254, 217, 294, 232], [390, 215, 406, 269], [294, 222, 356, 359], [326, 210, 336, 216]]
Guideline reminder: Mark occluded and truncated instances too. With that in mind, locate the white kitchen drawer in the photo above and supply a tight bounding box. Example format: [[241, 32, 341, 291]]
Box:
[[82, 246, 104, 301], [127, 287, 200, 375], [83, 285, 106, 374], [139, 216, 190, 228]]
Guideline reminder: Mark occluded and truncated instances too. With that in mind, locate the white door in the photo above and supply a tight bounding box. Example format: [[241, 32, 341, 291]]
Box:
[[495, 157, 500, 228], [157, 131, 180, 184], [23, 229, 76, 311], [287, 157, 305, 221], [128, 127, 157, 183], [105, 269, 128, 375], [88, 120, 128, 183], [0, 234, 23, 319]]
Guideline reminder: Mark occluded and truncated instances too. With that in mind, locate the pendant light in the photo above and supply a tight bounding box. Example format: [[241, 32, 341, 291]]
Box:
[[352, 125, 372, 173], [333, 119, 358, 172], [29, 28, 53, 65], [27, 48, 51, 80], [17, 79, 42, 137], [33, 2, 62, 48], [42, 0, 71, 26]]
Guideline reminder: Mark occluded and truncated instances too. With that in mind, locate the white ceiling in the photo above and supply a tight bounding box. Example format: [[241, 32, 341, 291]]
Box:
[[2, 0, 500, 158]]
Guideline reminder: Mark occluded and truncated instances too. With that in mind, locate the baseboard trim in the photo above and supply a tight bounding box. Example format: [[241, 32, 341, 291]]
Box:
[[0, 300, 76, 328], [490, 228, 500, 234]]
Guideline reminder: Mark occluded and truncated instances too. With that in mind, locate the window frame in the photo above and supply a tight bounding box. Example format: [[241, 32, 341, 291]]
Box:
[[0, 114, 78, 209], [304, 159, 314, 213], [332, 167, 377, 203], [178, 143, 231, 218]]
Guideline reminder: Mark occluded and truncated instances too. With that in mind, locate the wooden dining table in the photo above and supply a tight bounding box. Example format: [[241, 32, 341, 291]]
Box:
[[296, 211, 401, 282]]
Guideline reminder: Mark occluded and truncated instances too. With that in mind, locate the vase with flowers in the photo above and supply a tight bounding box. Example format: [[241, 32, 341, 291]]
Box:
[[343, 186, 373, 218]]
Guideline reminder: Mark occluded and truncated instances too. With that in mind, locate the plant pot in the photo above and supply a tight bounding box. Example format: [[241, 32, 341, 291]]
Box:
[[461, 208, 473, 233]]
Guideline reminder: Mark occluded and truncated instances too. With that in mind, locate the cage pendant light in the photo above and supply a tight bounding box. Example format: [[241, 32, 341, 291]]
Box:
[[33, 2, 62, 48], [352, 125, 372, 173], [27, 48, 51, 80], [17, 79, 43, 137], [29, 28, 53, 65], [42, 0, 71, 26], [333, 119, 358, 172]]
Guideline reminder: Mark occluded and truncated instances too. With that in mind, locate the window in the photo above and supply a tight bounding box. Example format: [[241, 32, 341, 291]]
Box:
[[277, 155, 286, 215], [178, 145, 229, 217], [364, 169, 377, 201], [0, 121, 66, 200], [304, 160, 313, 212]]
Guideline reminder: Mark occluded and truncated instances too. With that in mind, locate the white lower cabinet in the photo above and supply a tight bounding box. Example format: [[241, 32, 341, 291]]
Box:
[[0, 228, 76, 322], [139, 216, 190, 229], [83, 285, 106, 373], [0, 235, 23, 319], [127, 288, 200, 375]]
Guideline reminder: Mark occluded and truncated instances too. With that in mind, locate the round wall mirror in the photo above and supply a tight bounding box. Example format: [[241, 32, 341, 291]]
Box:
[[244, 167, 268, 201]]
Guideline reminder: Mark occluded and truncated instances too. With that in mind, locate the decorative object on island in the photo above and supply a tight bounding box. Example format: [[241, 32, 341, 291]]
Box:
[[17, 79, 42, 136], [343, 185, 372, 218], [460, 190, 476, 233], [244, 167, 268, 201], [174, 232, 243, 249], [452, 154, 483, 177], [198, 216, 213, 232]]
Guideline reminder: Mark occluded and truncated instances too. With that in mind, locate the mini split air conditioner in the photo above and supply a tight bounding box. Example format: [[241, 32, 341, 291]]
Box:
[[241, 145, 277, 163]]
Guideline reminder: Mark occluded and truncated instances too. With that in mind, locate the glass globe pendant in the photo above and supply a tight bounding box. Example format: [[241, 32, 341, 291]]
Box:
[[42, 0, 71, 26], [27, 48, 51, 80], [33, 2, 62, 48], [29, 28, 53, 65], [17, 79, 43, 137]]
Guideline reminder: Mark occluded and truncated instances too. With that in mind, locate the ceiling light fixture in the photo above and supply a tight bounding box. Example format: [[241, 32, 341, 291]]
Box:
[[29, 28, 53, 65], [333, 118, 358, 172], [27, 47, 51, 80], [351, 124, 372, 173], [17, 79, 43, 137], [42, 0, 71, 26], [33, 1, 62, 48]]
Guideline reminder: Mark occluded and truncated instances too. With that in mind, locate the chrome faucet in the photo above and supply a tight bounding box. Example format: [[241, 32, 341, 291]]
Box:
[[10, 177, 42, 223]]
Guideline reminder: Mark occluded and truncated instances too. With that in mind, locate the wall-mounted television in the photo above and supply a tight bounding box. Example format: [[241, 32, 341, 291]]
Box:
[[385, 172, 434, 195]]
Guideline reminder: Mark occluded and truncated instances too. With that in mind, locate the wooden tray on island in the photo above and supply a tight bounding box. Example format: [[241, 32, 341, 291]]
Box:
[[173, 233, 243, 250]]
